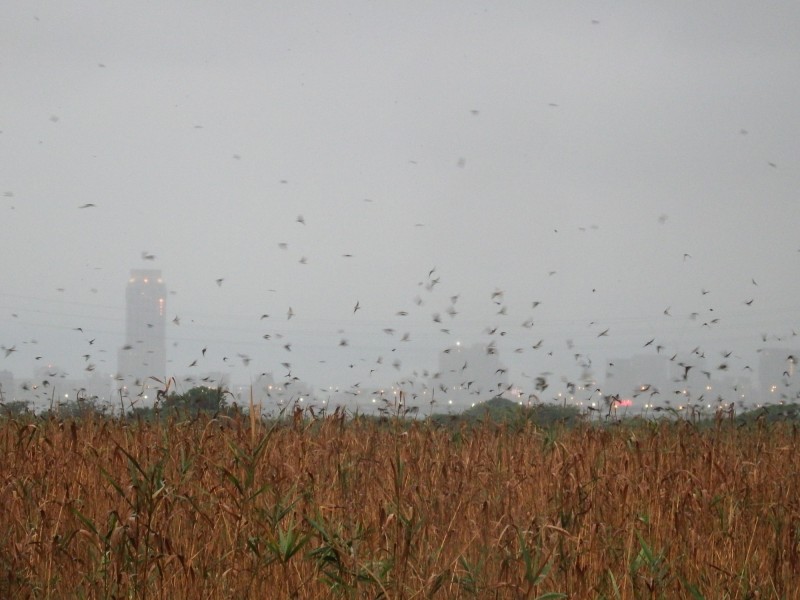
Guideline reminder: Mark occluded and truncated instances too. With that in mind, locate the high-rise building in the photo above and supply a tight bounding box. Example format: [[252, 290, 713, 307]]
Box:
[[430, 342, 509, 407], [0, 370, 13, 402], [117, 270, 167, 392], [605, 354, 671, 399], [758, 348, 799, 404]]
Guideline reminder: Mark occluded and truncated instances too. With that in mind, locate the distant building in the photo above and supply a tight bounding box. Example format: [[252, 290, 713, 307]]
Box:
[[759, 348, 799, 404], [117, 270, 167, 398], [0, 370, 12, 402], [605, 354, 670, 400], [430, 342, 509, 408]]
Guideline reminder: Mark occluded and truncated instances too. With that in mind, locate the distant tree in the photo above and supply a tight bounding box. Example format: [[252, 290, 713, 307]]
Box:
[[736, 403, 800, 425], [0, 400, 32, 417], [431, 396, 584, 429], [41, 395, 106, 420], [162, 386, 230, 415]]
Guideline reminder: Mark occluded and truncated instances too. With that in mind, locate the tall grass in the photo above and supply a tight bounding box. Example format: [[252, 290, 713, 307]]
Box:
[[1, 412, 799, 598]]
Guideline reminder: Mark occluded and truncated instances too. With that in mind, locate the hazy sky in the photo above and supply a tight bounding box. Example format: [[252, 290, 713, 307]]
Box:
[[2, 1, 799, 395]]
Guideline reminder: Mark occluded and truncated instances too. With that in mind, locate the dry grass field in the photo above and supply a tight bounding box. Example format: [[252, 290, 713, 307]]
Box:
[[2, 411, 799, 599]]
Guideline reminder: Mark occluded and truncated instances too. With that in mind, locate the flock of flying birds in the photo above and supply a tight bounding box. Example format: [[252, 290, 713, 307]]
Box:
[[13, 202, 800, 418], [2, 107, 797, 414], [2, 198, 799, 415]]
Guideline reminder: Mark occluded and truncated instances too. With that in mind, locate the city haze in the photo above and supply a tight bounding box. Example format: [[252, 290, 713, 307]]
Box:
[[2, 2, 799, 411]]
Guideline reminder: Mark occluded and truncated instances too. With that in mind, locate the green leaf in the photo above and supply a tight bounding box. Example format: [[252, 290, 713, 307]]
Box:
[[70, 506, 98, 537], [680, 578, 706, 600], [607, 569, 622, 600]]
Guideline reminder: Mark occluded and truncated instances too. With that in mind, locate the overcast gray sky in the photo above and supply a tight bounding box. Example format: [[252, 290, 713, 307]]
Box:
[[2, 1, 799, 395]]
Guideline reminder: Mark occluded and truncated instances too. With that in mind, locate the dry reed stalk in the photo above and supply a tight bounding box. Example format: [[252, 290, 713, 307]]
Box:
[[1, 414, 800, 598]]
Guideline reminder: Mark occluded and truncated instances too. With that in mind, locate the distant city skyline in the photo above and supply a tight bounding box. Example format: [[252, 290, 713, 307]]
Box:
[[1, 265, 798, 414]]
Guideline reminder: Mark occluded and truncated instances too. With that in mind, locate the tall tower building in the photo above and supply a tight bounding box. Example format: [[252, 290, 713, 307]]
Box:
[[431, 342, 509, 407], [758, 348, 799, 404], [117, 270, 167, 391]]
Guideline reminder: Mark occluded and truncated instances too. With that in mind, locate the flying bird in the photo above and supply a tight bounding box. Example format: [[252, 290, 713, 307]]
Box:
[[78, 203, 96, 209]]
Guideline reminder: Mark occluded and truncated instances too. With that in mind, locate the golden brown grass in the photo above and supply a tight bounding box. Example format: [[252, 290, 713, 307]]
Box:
[[2, 412, 800, 599]]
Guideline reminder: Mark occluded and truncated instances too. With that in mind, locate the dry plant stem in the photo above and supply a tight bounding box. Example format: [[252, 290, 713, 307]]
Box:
[[1, 414, 800, 598]]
